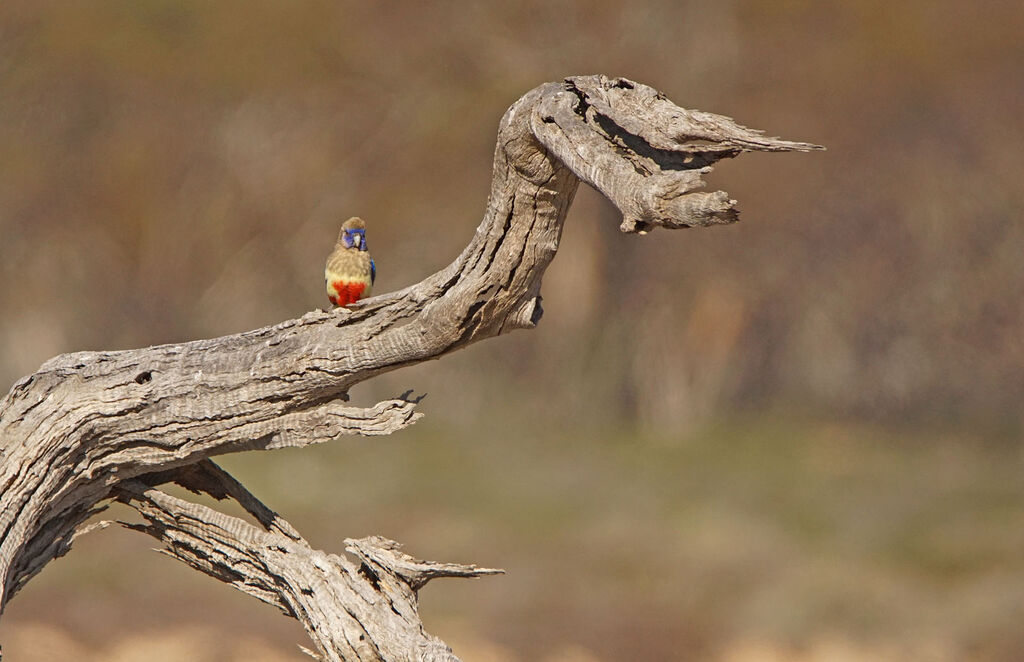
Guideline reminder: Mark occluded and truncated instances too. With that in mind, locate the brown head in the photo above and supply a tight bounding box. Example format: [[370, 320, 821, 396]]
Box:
[[337, 217, 369, 250]]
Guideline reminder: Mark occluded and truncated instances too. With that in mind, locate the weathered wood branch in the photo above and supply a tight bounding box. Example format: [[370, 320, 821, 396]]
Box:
[[115, 460, 501, 662], [0, 74, 821, 659]]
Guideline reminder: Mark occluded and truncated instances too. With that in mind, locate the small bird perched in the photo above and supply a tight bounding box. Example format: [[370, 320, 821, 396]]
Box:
[[325, 216, 375, 307]]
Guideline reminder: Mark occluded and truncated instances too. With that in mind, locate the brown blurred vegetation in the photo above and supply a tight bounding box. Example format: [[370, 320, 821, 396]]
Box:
[[1, 1, 1022, 660], [1, 0, 1021, 431]]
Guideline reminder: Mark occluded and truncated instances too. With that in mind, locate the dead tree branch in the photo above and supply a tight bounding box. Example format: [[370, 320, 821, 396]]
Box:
[[0, 75, 821, 660], [116, 460, 500, 662]]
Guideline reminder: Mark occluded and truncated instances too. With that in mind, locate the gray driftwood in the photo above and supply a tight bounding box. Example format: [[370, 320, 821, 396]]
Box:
[[0, 75, 821, 661]]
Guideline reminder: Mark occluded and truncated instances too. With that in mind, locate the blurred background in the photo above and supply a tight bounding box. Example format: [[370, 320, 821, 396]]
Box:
[[1, 1, 1022, 660]]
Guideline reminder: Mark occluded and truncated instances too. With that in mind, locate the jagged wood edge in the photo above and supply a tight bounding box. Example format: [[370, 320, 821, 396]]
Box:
[[0, 74, 822, 655]]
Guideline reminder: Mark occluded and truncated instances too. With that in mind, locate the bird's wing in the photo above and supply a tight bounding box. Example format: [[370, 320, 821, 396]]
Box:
[[370, 258, 376, 285]]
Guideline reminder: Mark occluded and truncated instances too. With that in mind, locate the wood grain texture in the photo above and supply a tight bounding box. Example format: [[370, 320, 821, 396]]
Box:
[[0, 75, 821, 660]]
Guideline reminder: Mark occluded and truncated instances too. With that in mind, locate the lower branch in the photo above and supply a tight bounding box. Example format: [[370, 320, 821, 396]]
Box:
[[117, 460, 501, 662]]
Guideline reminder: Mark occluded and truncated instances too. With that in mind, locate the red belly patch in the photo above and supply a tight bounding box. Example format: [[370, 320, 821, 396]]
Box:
[[330, 280, 367, 307]]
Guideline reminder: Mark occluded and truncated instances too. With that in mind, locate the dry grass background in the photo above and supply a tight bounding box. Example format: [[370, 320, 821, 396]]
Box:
[[1, 1, 1022, 660]]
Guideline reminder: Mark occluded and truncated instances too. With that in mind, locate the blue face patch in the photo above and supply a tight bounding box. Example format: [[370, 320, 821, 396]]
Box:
[[343, 228, 367, 251]]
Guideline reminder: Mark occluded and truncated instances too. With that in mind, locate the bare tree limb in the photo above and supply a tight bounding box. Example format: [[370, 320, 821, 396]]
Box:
[[114, 461, 501, 662], [0, 75, 821, 658]]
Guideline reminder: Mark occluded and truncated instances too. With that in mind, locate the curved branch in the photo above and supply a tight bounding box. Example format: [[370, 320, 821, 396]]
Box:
[[0, 74, 821, 655], [532, 77, 820, 233]]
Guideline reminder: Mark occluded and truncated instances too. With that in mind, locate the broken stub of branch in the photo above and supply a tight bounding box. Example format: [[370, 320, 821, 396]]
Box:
[[0, 75, 821, 660]]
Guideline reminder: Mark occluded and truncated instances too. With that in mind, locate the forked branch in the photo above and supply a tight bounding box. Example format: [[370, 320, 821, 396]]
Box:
[[117, 460, 501, 662], [0, 75, 821, 660]]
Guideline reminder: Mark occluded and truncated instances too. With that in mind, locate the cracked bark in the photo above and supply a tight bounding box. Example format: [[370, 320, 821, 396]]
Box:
[[0, 75, 821, 660]]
